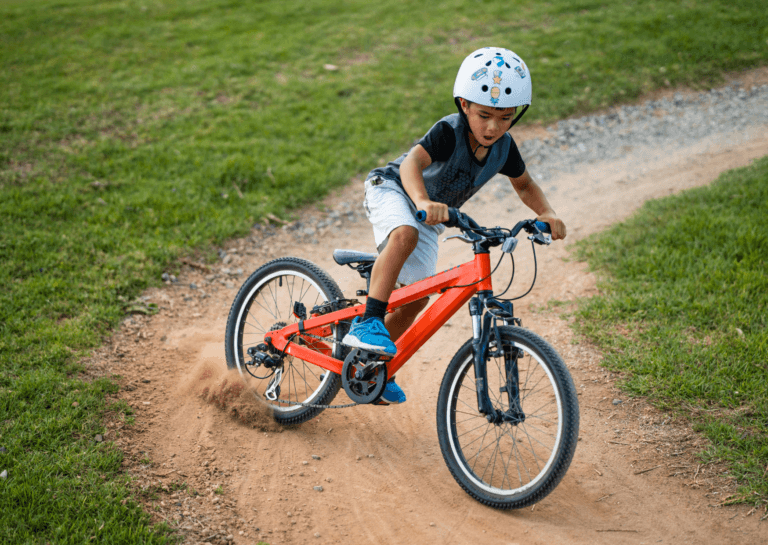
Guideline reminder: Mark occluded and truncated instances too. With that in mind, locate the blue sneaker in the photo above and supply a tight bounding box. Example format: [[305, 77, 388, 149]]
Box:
[[342, 317, 397, 356], [377, 378, 406, 405]]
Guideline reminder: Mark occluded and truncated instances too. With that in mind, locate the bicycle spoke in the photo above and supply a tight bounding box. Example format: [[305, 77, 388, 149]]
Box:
[[480, 427, 501, 483], [287, 275, 296, 315], [252, 293, 279, 321], [467, 424, 495, 472], [454, 409, 482, 418], [266, 281, 282, 320], [456, 394, 479, 414], [509, 430, 533, 483], [457, 420, 493, 440], [291, 364, 300, 404], [515, 424, 553, 465], [523, 397, 557, 422]]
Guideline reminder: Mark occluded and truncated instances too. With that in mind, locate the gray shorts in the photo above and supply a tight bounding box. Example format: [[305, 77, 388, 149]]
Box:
[[363, 176, 445, 285]]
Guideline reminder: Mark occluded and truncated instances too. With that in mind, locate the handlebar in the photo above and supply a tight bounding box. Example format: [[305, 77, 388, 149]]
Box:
[[416, 208, 551, 237]]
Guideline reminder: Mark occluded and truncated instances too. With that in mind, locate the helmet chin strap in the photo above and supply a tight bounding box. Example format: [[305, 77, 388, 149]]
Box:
[[472, 140, 491, 155]]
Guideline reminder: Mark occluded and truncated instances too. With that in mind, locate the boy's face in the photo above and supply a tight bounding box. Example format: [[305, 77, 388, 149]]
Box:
[[460, 98, 517, 147]]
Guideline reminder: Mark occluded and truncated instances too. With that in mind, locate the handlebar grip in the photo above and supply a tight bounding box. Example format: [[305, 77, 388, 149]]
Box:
[[535, 221, 551, 234], [415, 208, 460, 227]]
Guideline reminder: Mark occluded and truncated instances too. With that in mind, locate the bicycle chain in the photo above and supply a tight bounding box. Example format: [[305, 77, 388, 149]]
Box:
[[273, 398, 361, 409]]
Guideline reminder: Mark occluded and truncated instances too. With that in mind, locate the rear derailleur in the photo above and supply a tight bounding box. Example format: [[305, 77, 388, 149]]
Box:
[[246, 343, 285, 400]]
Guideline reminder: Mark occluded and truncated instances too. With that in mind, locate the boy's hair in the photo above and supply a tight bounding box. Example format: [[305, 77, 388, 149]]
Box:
[[463, 99, 517, 112]]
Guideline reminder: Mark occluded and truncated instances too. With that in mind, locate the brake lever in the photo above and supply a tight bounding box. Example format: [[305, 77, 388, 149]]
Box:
[[528, 233, 552, 245], [443, 234, 478, 244]]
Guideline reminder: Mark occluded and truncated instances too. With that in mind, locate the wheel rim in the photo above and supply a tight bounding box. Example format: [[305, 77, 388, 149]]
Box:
[[232, 270, 340, 413], [446, 340, 563, 496]]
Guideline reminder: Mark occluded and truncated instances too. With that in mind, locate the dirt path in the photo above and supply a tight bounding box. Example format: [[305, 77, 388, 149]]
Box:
[[92, 86, 768, 544]]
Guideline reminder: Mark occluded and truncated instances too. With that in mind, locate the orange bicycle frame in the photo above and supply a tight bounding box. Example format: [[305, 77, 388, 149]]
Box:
[[265, 251, 494, 377]]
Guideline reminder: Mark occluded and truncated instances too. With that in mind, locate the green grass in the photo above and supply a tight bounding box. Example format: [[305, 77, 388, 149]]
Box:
[[1, 0, 767, 541], [574, 156, 768, 506]]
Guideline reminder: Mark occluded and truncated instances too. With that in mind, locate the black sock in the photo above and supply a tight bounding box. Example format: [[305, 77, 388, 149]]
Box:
[[362, 296, 388, 322]]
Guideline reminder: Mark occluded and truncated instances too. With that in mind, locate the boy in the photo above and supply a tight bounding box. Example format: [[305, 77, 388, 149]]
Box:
[[343, 47, 566, 403]]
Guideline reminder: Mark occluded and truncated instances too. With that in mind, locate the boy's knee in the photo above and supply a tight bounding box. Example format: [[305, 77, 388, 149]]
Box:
[[389, 226, 419, 252]]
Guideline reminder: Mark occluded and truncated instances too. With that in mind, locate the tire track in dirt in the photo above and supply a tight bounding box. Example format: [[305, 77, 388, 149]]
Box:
[[90, 98, 768, 543]]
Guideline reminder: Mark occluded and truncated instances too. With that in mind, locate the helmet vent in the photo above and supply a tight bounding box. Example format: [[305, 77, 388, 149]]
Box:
[[474, 54, 483, 58], [505, 63, 511, 69], [485, 61, 492, 67], [481, 85, 489, 92], [512, 57, 520, 63], [505, 88, 512, 95]]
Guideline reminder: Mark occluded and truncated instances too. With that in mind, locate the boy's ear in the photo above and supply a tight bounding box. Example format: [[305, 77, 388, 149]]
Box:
[[459, 98, 471, 115]]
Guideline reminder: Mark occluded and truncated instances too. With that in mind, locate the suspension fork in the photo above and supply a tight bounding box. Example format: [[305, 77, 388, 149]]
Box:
[[469, 295, 524, 424], [469, 295, 495, 419]]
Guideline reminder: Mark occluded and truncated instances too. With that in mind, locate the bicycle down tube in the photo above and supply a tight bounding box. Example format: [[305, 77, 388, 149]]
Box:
[[266, 250, 494, 377]]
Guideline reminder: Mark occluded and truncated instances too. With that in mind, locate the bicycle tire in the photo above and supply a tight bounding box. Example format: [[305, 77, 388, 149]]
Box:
[[436, 326, 579, 509], [224, 257, 349, 425]]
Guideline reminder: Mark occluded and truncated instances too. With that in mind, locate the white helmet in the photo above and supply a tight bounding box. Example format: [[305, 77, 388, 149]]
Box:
[[453, 47, 531, 126]]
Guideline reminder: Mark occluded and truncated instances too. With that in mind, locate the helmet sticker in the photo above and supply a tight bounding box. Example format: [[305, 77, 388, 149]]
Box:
[[493, 70, 502, 84], [471, 67, 488, 81], [514, 66, 526, 79], [490, 87, 500, 105], [493, 54, 505, 67]]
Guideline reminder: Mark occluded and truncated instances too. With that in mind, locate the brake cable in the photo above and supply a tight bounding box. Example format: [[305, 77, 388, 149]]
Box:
[[493, 240, 539, 302], [439, 226, 510, 292]]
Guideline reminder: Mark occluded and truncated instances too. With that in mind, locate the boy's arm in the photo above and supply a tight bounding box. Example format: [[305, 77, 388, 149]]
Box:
[[400, 144, 449, 225], [509, 170, 566, 240]]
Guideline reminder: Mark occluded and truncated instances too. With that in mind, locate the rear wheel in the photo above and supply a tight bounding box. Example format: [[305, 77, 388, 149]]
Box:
[[436, 326, 579, 509], [224, 257, 350, 425]]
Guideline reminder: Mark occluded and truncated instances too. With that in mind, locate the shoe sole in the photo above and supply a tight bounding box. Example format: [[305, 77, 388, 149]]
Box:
[[341, 334, 396, 356]]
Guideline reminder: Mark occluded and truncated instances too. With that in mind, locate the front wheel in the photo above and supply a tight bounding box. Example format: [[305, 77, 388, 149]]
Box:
[[224, 257, 350, 425], [436, 326, 579, 509]]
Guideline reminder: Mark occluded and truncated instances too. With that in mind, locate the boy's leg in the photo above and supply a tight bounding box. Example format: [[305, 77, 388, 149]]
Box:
[[367, 225, 419, 302], [385, 298, 429, 342], [343, 225, 418, 356], [368, 225, 428, 341]]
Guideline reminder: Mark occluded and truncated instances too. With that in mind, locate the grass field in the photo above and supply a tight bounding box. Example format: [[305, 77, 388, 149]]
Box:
[[1, 0, 767, 541], [575, 156, 768, 506]]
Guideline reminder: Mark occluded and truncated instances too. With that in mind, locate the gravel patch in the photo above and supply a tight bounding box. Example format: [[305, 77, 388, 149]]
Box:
[[517, 82, 768, 187]]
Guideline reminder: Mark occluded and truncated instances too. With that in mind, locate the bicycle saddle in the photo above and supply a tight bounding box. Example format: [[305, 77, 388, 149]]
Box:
[[332, 249, 377, 266]]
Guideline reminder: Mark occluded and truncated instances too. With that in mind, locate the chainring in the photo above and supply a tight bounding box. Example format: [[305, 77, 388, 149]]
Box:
[[341, 349, 388, 404]]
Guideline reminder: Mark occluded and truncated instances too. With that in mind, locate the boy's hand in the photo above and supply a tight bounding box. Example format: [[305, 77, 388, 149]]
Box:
[[415, 200, 449, 226], [536, 213, 566, 240]]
